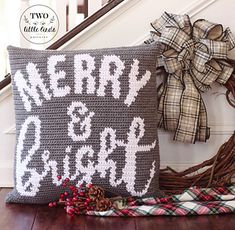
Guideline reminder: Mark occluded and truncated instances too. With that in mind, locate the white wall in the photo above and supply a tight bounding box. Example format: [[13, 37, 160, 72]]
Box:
[[0, 0, 234, 186]]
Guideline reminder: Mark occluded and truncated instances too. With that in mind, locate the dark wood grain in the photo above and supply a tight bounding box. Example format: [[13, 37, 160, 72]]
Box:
[[0, 74, 11, 90], [206, 214, 235, 230], [185, 215, 212, 230], [0, 188, 37, 230], [0, 189, 235, 230], [32, 205, 85, 230], [84, 216, 136, 230], [135, 216, 188, 230]]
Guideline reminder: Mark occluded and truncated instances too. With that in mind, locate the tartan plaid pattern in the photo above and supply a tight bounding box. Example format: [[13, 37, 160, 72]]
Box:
[[87, 186, 235, 217], [146, 12, 235, 143]]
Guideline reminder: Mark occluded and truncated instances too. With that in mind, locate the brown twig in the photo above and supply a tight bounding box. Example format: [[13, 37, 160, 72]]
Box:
[[159, 139, 235, 195]]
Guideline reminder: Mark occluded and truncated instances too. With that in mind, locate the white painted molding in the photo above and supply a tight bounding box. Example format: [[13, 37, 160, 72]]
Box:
[[0, 84, 12, 103], [131, 0, 218, 45], [88, 0, 103, 16], [4, 125, 16, 135], [61, 0, 142, 49], [178, 0, 217, 16], [0, 166, 14, 187]]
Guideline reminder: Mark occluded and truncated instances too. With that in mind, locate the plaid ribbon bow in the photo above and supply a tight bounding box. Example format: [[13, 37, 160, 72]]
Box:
[[146, 12, 235, 143]]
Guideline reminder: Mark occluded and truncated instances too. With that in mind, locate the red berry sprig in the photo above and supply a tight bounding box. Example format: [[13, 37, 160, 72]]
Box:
[[48, 176, 113, 217]]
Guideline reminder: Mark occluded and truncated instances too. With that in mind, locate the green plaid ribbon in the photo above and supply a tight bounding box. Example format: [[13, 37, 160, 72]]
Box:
[[146, 12, 235, 143]]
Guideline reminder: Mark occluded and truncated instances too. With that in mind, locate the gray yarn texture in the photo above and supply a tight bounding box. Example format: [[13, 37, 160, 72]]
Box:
[[7, 44, 161, 204]]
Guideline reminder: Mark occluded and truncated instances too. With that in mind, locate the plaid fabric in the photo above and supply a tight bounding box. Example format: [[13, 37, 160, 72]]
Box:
[[146, 12, 235, 143], [87, 186, 235, 216]]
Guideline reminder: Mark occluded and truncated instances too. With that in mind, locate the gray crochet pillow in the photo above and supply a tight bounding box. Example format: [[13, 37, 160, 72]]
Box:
[[6, 44, 161, 204]]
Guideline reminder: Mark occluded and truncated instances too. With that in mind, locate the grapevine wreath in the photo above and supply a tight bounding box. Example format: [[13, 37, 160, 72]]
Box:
[[47, 12, 234, 216]]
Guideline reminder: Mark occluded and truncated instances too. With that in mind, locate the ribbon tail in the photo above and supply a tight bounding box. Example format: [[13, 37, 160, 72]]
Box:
[[161, 74, 184, 131], [174, 73, 201, 143], [157, 83, 165, 128], [196, 99, 210, 142]]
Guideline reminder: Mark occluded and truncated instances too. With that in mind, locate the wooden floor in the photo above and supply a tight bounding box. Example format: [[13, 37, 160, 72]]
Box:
[[0, 188, 234, 230]]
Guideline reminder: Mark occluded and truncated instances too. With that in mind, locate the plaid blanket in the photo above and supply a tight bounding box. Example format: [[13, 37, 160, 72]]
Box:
[[87, 186, 235, 216], [145, 12, 235, 143]]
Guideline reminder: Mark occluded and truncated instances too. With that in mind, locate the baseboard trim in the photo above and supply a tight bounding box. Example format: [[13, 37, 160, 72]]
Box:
[[0, 166, 14, 187]]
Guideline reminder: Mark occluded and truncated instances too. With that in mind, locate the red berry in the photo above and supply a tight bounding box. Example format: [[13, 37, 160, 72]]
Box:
[[128, 197, 134, 202], [64, 191, 69, 196], [60, 194, 65, 199], [65, 178, 70, 183], [62, 182, 67, 187], [73, 192, 78, 197], [53, 201, 57, 207], [57, 175, 62, 180], [72, 197, 78, 202], [70, 185, 75, 191], [66, 201, 71, 206], [86, 198, 91, 203], [87, 184, 93, 188], [48, 202, 54, 208], [79, 192, 85, 197], [67, 207, 75, 216]]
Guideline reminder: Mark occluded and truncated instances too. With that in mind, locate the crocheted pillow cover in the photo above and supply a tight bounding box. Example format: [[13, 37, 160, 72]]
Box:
[[6, 44, 161, 204]]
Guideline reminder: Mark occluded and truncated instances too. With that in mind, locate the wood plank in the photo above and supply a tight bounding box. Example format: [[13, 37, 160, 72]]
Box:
[[135, 216, 188, 230], [0, 187, 234, 230], [206, 214, 235, 230], [84, 216, 136, 230], [185, 214, 235, 230], [185, 216, 211, 230], [0, 188, 37, 230], [32, 205, 85, 230]]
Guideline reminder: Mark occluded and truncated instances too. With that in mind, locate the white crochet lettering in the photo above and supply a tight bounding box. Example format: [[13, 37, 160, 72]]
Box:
[[67, 101, 95, 141], [96, 128, 121, 187], [97, 55, 124, 99], [117, 117, 156, 196], [15, 116, 49, 196], [16, 116, 156, 197], [74, 54, 96, 94], [41, 150, 62, 186], [48, 55, 71, 97], [63, 148, 71, 179], [14, 63, 51, 112], [124, 59, 151, 107], [74, 146, 96, 185], [41, 147, 73, 187]]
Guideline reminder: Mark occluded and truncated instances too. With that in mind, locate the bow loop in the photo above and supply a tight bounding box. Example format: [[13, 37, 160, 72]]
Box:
[[147, 12, 235, 143], [199, 39, 228, 59], [193, 19, 223, 40], [160, 27, 191, 52]]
